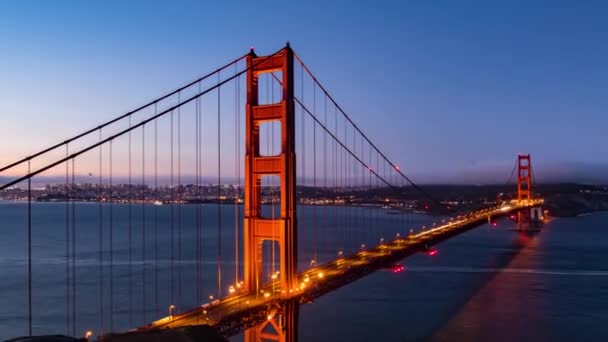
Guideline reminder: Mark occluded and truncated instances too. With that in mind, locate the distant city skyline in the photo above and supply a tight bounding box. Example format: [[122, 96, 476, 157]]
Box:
[[1, 1, 607, 184]]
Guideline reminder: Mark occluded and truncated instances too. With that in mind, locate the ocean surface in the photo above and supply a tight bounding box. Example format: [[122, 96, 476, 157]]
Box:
[[1, 202, 608, 341]]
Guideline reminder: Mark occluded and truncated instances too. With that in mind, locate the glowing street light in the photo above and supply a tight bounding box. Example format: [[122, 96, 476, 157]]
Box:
[[229, 285, 236, 294], [84, 331, 93, 340], [169, 304, 175, 318]]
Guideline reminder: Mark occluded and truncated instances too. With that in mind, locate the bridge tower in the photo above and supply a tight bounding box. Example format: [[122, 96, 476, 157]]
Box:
[[243, 43, 298, 342], [517, 154, 541, 229], [517, 154, 532, 203], [243, 44, 298, 296]]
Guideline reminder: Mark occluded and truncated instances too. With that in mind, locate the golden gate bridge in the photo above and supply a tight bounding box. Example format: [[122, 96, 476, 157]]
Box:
[[0, 44, 543, 341]]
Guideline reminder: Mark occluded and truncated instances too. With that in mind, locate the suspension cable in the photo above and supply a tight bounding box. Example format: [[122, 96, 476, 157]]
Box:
[[296, 98, 394, 187], [0, 54, 247, 174], [0, 48, 285, 191], [293, 53, 449, 211], [503, 157, 518, 186]]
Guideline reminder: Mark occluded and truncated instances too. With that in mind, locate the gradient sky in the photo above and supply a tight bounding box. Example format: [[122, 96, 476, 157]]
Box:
[[1, 0, 607, 183]]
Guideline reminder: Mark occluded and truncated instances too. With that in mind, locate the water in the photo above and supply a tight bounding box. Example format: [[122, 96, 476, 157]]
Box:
[[293, 212, 608, 341], [1, 203, 608, 340]]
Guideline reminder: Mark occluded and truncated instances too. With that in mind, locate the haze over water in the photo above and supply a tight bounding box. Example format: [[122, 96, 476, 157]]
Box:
[[1, 203, 607, 340]]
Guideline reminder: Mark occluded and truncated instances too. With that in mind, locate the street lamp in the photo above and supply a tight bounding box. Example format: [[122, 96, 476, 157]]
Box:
[[169, 304, 175, 319], [84, 331, 93, 340]]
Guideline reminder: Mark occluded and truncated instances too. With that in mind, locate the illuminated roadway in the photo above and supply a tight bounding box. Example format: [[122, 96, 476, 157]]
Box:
[[134, 199, 544, 337]]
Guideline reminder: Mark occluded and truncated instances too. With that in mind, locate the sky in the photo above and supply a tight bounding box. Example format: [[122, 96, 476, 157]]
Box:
[[1, 0, 607, 184]]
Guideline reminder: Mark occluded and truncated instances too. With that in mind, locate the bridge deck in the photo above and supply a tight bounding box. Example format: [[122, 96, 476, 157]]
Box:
[[134, 200, 542, 337]]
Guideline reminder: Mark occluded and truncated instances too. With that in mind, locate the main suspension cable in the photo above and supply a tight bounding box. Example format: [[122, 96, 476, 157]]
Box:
[[0, 54, 247, 174]]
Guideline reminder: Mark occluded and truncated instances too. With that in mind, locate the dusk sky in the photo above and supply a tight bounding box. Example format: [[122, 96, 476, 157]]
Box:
[[1, 1, 607, 184]]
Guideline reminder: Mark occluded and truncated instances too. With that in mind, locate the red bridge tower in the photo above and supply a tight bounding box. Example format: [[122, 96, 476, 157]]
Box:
[[244, 44, 298, 342]]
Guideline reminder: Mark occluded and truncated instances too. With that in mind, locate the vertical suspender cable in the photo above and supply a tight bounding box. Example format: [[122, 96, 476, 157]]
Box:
[[312, 83, 317, 266], [65, 145, 70, 335], [195, 85, 201, 305], [271, 73, 277, 279], [71, 158, 76, 336], [361, 136, 365, 245], [98, 129, 104, 333], [128, 116, 133, 327], [334, 105, 339, 255], [234, 64, 240, 287], [141, 124, 146, 323], [217, 72, 222, 298], [170, 110, 175, 307], [345, 112, 349, 252], [27, 160, 32, 336], [154, 104, 159, 316], [109, 140, 114, 331], [369, 144, 373, 242], [177, 92, 182, 309], [352, 127, 356, 247], [300, 64, 306, 262], [323, 95, 327, 262], [198, 86, 203, 304]]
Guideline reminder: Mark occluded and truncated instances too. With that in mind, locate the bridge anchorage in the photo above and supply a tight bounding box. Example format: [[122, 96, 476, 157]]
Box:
[[0, 43, 544, 341]]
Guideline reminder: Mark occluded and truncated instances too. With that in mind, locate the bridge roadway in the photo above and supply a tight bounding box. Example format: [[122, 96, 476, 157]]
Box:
[[133, 199, 543, 337]]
